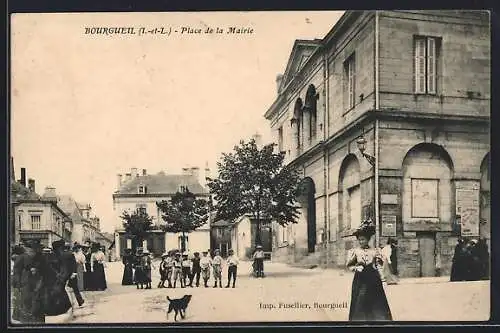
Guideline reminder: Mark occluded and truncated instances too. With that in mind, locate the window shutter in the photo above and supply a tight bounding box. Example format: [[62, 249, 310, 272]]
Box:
[[414, 38, 426, 94], [348, 58, 355, 108], [427, 37, 437, 94]]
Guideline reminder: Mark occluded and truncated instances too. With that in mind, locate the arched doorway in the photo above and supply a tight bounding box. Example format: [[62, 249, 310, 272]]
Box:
[[402, 143, 453, 277], [298, 177, 316, 253]]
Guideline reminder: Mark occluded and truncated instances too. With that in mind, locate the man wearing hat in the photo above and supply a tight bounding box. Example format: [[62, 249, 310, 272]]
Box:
[[212, 249, 223, 288], [252, 245, 265, 278], [44, 239, 73, 318], [172, 252, 183, 288], [189, 252, 202, 287], [141, 249, 153, 289], [199, 251, 212, 287], [181, 252, 192, 288], [158, 252, 169, 288], [225, 249, 239, 288]]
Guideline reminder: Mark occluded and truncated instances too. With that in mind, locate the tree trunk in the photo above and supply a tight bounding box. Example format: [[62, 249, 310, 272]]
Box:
[[255, 209, 262, 247], [181, 231, 186, 252]]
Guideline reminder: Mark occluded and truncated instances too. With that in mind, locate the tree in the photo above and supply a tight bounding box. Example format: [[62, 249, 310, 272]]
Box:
[[156, 189, 210, 252], [120, 209, 154, 251], [207, 138, 302, 247]]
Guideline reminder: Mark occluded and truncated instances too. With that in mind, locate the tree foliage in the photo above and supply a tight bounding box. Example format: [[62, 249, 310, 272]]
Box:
[[120, 209, 154, 245], [207, 138, 302, 228], [156, 189, 210, 234]]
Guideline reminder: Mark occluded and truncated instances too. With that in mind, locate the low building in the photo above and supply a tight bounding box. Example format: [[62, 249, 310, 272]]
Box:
[[113, 167, 212, 258], [231, 215, 272, 260], [210, 215, 233, 258]]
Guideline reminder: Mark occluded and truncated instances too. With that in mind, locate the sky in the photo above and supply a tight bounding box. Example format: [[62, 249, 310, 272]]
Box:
[[11, 11, 345, 233]]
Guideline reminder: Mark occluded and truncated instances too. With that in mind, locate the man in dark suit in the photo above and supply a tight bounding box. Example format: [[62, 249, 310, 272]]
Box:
[[62, 243, 85, 306]]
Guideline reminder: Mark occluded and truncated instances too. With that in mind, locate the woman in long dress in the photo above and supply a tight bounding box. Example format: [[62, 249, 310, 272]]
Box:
[[73, 245, 86, 291], [83, 245, 95, 291], [121, 248, 134, 285], [11, 244, 25, 322], [381, 238, 399, 285], [347, 220, 392, 321], [91, 244, 107, 291]]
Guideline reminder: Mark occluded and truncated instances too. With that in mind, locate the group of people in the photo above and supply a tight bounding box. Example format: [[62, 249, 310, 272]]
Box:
[[450, 237, 490, 282], [121, 246, 268, 290], [10, 239, 108, 324]]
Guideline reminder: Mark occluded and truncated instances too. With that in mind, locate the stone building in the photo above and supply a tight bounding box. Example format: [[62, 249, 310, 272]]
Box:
[[264, 10, 490, 277], [113, 167, 211, 258]]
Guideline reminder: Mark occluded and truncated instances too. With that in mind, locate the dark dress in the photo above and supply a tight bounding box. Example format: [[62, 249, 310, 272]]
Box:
[[347, 247, 392, 321], [450, 242, 468, 282], [92, 252, 107, 291], [12, 250, 47, 323], [43, 252, 72, 317], [122, 254, 134, 285], [83, 252, 95, 291]]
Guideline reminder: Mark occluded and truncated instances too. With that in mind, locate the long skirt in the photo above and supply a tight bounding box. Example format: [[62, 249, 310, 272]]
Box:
[[44, 283, 72, 317], [349, 265, 392, 321], [76, 264, 85, 291], [93, 262, 107, 291], [11, 287, 22, 322], [83, 263, 95, 291], [134, 267, 145, 284], [382, 258, 399, 285], [122, 264, 134, 285]]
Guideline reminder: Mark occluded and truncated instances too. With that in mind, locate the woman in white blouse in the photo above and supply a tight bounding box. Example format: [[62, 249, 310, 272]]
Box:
[[346, 220, 392, 321], [73, 245, 86, 291], [381, 238, 399, 285]]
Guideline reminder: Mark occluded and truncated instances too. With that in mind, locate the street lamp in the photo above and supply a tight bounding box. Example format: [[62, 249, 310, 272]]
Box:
[[356, 132, 376, 166]]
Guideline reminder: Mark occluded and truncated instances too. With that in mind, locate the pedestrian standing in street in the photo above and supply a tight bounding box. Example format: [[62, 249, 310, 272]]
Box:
[[381, 238, 399, 285], [189, 252, 201, 287], [200, 251, 212, 287], [82, 244, 94, 291], [346, 220, 392, 321], [181, 252, 192, 288], [212, 249, 223, 288], [165, 251, 175, 288], [252, 245, 265, 278], [476, 238, 490, 280], [172, 252, 183, 288], [121, 248, 135, 286], [44, 240, 73, 319], [158, 252, 169, 288], [11, 244, 26, 323], [91, 243, 107, 291], [450, 238, 468, 282], [225, 249, 239, 288], [141, 250, 153, 289], [73, 244, 86, 291]]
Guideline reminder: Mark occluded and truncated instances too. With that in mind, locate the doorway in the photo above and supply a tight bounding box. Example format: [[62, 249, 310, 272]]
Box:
[[418, 232, 436, 277]]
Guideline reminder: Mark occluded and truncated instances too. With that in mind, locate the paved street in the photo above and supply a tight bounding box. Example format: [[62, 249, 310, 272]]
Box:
[[70, 260, 490, 323]]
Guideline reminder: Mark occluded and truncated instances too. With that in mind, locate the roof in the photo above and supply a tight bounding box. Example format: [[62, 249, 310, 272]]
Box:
[[10, 181, 40, 201], [114, 173, 207, 196], [57, 195, 84, 223]]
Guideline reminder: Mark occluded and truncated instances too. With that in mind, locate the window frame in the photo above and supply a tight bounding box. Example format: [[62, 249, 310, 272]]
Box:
[[30, 215, 41, 230], [343, 53, 356, 111], [414, 35, 439, 95]]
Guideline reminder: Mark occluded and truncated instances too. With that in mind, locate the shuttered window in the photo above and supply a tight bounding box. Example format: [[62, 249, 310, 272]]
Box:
[[414, 36, 439, 94], [344, 53, 356, 110]]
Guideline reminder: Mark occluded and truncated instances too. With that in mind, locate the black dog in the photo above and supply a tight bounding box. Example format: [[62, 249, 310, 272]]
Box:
[[166, 295, 192, 321]]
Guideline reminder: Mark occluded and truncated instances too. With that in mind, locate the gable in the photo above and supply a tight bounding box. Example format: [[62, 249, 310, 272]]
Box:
[[279, 40, 322, 92]]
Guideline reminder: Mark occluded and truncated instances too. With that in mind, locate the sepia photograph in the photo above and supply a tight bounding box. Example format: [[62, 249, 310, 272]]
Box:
[[9, 9, 490, 325]]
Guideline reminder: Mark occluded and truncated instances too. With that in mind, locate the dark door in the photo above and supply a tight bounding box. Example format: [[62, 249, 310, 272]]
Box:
[[307, 194, 316, 253], [418, 232, 436, 277]]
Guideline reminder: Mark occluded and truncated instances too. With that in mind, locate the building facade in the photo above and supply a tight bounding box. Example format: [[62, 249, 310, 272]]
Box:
[[57, 195, 102, 245], [265, 10, 490, 277], [113, 167, 211, 258], [231, 215, 273, 260]]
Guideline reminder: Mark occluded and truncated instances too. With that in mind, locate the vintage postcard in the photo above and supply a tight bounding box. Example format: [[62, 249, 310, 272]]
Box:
[[9, 10, 490, 325]]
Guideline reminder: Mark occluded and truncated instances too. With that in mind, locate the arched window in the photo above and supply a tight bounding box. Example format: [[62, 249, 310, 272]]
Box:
[[338, 154, 361, 231], [291, 98, 303, 151], [305, 84, 318, 141]]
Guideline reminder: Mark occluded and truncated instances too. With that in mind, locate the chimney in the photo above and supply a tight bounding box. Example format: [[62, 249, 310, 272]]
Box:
[[142, 169, 147, 176], [276, 74, 283, 95], [131, 167, 138, 177], [191, 167, 200, 181], [117, 174, 122, 189], [182, 167, 190, 176], [10, 157, 15, 181], [204, 162, 211, 189], [43, 186, 57, 201], [28, 179, 35, 193], [125, 173, 132, 182], [20, 168, 26, 187]]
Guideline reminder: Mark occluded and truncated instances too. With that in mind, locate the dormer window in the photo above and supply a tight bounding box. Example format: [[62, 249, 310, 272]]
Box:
[[138, 184, 147, 194]]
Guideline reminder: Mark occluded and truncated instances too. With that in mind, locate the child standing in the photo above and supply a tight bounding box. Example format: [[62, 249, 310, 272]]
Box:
[[172, 252, 182, 288], [225, 249, 239, 288], [181, 252, 191, 288], [200, 251, 212, 287], [165, 251, 175, 288], [190, 252, 201, 287], [212, 249, 223, 288], [158, 253, 169, 288]]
